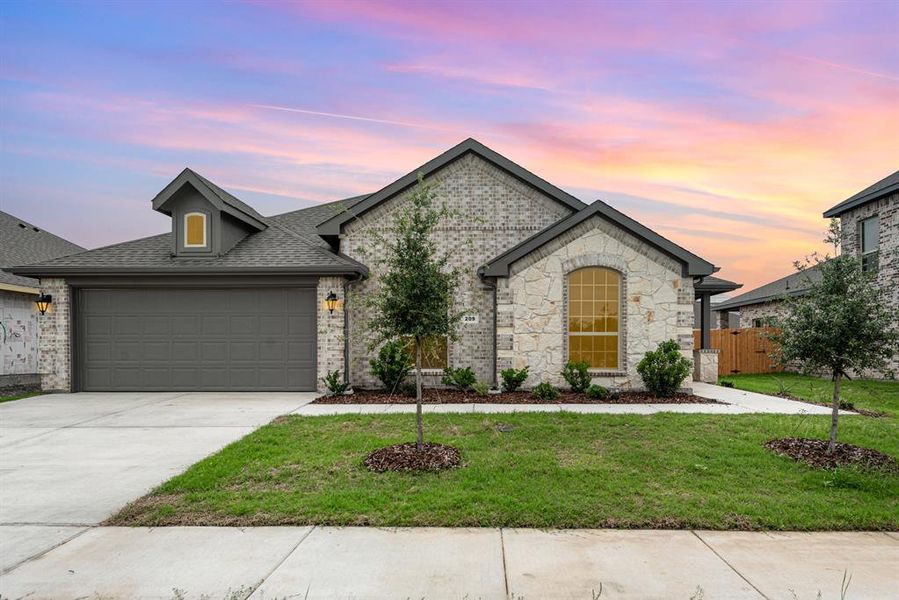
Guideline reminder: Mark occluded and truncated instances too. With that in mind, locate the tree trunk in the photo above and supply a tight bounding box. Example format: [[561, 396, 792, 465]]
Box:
[[828, 371, 841, 454], [415, 337, 424, 451]]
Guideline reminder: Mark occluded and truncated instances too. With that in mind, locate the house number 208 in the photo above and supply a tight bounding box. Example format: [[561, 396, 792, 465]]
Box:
[[463, 315, 479, 324]]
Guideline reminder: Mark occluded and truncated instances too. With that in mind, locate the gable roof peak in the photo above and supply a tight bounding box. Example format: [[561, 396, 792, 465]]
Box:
[[151, 168, 267, 231], [316, 138, 587, 241]]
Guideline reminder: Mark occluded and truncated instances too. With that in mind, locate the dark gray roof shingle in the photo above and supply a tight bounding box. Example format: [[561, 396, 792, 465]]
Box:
[[0, 211, 85, 288], [823, 169, 899, 217], [8, 196, 370, 276], [713, 264, 823, 311]]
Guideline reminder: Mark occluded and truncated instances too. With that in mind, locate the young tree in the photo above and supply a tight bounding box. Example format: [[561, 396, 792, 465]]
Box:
[[772, 220, 897, 453], [366, 174, 463, 450]]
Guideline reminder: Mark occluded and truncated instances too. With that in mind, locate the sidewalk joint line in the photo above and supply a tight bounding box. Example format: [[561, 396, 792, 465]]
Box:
[[247, 525, 317, 599], [0, 525, 93, 576], [500, 528, 510, 599], [691, 530, 770, 600]]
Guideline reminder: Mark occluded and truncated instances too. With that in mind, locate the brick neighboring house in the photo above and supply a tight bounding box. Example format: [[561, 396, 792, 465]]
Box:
[[7, 139, 739, 393], [714, 169, 898, 378], [0, 211, 85, 393]]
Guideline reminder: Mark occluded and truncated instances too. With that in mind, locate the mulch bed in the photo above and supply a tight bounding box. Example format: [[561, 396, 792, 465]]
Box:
[[765, 438, 899, 473], [364, 442, 462, 473], [315, 388, 720, 404], [776, 393, 885, 418]]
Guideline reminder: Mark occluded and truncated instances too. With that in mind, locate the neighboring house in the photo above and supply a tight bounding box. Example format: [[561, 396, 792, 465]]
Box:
[[0, 211, 85, 392], [824, 169, 898, 377], [712, 265, 822, 329], [8, 139, 738, 393]]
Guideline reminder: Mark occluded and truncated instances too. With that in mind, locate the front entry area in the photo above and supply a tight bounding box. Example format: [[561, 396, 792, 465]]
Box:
[[75, 287, 316, 391]]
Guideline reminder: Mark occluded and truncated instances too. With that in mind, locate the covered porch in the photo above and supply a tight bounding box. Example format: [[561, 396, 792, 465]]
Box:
[[693, 275, 742, 382]]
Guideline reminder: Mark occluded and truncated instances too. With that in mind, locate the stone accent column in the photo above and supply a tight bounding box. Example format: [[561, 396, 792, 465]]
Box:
[[37, 278, 71, 392], [693, 348, 719, 383], [317, 276, 346, 393]]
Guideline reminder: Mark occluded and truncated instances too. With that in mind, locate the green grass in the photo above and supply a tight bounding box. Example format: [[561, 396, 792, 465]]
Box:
[[721, 373, 899, 419], [0, 391, 42, 404], [111, 407, 898, 530]]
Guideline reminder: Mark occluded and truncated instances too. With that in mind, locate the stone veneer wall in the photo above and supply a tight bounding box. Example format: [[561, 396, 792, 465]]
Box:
[[316, 276, 347, 392], [342, 153, 573, 388], [838, 191, 898, 377], [497, 215, 695, 390], [35, 278, 71, 391]]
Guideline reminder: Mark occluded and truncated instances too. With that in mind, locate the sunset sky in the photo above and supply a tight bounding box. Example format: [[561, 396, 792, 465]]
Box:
[[1, 1, 897, 290]]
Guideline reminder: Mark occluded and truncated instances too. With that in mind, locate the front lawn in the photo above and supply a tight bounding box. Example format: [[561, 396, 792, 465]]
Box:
[[721, 373, 899, 419], [110, 410, 898, 530]]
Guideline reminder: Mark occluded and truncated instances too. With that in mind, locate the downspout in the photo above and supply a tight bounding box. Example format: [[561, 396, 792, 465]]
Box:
[[478, 267, 498, 389], [343, 271, 364, 386]]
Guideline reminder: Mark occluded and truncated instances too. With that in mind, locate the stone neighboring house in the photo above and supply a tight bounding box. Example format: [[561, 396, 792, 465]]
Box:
[[7, 139, 738, 393], [0, 211, 85, 393]]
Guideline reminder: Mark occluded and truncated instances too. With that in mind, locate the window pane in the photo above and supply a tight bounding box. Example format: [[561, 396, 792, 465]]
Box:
[[567, 267, 621, 370], [186, 214, 205, 246], [861, 217, 879, 253]]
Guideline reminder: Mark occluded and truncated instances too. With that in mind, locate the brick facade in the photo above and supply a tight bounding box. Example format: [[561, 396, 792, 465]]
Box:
[[36, 278, 71, 391], [838, 191, 898, 377], [342, 153, 572, 388], [316, 276, 347, 392]]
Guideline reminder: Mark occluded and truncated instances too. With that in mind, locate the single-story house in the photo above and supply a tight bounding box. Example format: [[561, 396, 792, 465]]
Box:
[[1, 211, 85, 393], [8, 139, 739, 393]]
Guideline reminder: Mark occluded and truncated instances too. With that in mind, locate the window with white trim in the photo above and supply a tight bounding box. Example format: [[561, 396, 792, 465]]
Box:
[[184, 212, 207, 248], [860, 216, 879, 273]]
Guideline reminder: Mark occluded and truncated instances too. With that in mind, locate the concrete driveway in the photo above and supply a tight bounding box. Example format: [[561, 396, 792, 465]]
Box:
[[0, 391, 316, 572]]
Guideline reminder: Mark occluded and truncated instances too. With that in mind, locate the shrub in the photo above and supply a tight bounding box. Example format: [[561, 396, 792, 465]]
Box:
[[500, 366, 529, 392], [441, 366, 477, 391], [719, 379, 735, 388], [472, 380, 490, 397], [531, 381, 560, 401], [400, 381, 417, 397], [321, 369, 350, 396], [636, 339, 692, 397], [562, 360, 591, 392], [370, 340, 412, 392], [585, 384, 609, 400]]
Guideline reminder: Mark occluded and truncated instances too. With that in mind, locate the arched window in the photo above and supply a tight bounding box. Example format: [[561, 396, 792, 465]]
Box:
[[184, 212, 207, 248], [568, 267, 620, 370]]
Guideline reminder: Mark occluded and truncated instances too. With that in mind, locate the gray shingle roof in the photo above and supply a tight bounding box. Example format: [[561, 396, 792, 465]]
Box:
[[713, 264, 823, 311], [8, 196, 369, 277], [823, 169, 899, 217], [0, 211, 85, 288], [694, 275, 742, 296]]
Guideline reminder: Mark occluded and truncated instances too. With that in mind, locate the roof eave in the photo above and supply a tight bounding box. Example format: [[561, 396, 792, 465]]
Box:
[[6, 264, 368, 278], [823, 181, 899, 217]]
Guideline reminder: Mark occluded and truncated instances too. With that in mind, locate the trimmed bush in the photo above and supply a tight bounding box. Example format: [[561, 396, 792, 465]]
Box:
[[636, 339, 692, 397], [562, 360, 591, 393], [321, 369, 350, 396], [531, 381, 560, 401], [500, 366, 529, 392], [441, 366, 477, 391], [370, 340, 412, 392], [585, 384, 609, 400], [472, 380, 490, 397]]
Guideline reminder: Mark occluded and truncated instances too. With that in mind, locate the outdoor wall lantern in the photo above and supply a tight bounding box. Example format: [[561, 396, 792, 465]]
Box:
[[325, 290, 339, 315], [35, 293, 52, 315]]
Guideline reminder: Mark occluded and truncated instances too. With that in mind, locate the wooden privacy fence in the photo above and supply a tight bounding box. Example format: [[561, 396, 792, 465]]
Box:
[[693, 327, 783, 376]]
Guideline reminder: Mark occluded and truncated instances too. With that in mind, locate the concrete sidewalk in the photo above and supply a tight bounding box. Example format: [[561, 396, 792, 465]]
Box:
[[294, 382, 844, 416], [1, 527, 895, 599]]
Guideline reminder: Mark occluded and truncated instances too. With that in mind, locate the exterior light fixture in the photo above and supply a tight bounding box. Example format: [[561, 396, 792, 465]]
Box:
[[35, 293, 52, 315], [325, 290, 339, 314]]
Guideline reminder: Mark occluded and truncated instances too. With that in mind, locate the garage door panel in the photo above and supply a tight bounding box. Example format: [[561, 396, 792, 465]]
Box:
[[78, 288, 316, 391]]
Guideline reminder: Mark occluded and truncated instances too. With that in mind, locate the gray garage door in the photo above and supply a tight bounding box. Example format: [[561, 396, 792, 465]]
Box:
[[77, 287, 316, 391]]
